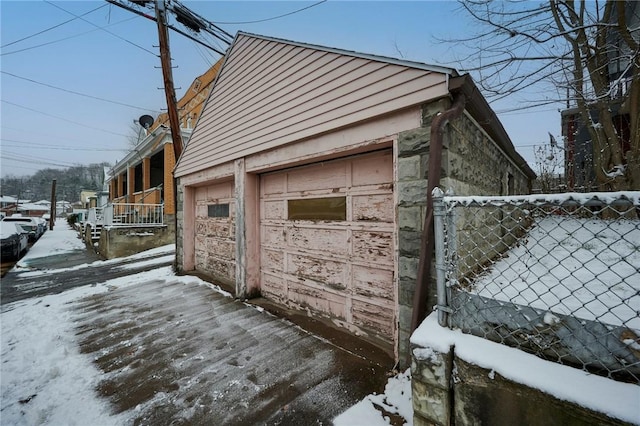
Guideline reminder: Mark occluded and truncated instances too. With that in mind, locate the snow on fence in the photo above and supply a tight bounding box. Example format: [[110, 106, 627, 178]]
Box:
[[433, 189, 640, 384]]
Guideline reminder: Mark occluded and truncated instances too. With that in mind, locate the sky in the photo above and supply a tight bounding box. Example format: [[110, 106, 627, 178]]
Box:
[[1, 222, 638, 424], [0, 0, 561, 178]]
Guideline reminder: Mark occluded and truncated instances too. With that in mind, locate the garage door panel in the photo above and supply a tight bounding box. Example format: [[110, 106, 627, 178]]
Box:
[[287, 253, 346, 290], [262, 173, 286, 196], [205, 220, 233, 238], [352, 298, 394, 336], [261, 248, 284, 272], [195, 186, 208, 201], [351, 151, 393, 186], [353, 265, 394, 300], [288, 280, 347, 319], [196, 204, 207, 217], [287, 227, 348, 255], [204, 256, 235, 282], [262, 225, 285, 247], [207, 181, 233, 199], [353, 194, 394, 222], [262, 200, 285, 220], [195, 221, 207, 235], [352, 230, 393, 265], [287, 161, 346, 192], [206, 237, 235, 260], [195, 255, 207, 271], [261, 272, 286, 302]]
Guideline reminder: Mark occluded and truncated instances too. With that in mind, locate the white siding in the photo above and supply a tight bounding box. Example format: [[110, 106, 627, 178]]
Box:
[[175, 33, 448, 177]]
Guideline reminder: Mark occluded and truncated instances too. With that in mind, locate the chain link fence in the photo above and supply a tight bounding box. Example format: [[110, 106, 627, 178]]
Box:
[[433, 189, 640, 384]]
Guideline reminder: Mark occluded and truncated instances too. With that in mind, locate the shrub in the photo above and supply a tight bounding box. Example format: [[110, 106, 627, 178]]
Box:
[[67, 213, 78, 226]]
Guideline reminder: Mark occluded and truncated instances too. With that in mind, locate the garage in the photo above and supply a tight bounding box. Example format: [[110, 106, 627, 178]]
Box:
[[259, 150, 396, 345], [194, 181, 236, 285]]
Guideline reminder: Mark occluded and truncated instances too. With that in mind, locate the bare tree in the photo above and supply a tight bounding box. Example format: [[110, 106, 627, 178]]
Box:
[[127, 120, 146, 149], [534, 135, 564, 192], [453, 0, 639, 190]]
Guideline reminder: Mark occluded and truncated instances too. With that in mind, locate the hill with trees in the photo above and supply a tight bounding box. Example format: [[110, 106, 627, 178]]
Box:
[[0, 163, 110, 203]]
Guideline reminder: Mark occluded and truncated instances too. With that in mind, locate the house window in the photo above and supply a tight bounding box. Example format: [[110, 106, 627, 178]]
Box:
[[192, 79, 202, 93], [288, 197, 346, 221], [208, 204, 229, 218]]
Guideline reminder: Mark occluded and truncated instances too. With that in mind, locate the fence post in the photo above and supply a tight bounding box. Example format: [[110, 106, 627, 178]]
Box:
[[104, 204, 113, 226], [432, 187, 448, 327]]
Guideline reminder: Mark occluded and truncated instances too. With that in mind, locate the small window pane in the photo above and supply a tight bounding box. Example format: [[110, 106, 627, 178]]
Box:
[[208, 203, 229, 218], [288, 197, 346, 221]]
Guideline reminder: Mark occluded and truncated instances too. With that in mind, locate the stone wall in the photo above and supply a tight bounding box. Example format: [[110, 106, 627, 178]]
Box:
[[396, 98, 449, 364], [396, 99, 532, 364], [98, 219, 174, 260], [445, 112, 530, 196], [411, 341, 633, 426]]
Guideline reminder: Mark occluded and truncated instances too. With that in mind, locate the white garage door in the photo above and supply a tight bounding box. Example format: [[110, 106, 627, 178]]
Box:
[[260, 150, 396, 344]]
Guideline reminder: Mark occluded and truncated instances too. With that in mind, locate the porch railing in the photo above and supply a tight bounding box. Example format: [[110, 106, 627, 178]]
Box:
[[102, 203, 164, 227], [86, 207, 104, 224]]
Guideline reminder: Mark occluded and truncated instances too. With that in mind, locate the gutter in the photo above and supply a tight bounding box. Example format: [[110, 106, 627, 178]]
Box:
[[409, 92, 466, 339]]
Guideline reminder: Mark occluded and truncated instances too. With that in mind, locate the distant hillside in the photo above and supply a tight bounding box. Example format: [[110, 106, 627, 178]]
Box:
[[0, 163, 110, 203]]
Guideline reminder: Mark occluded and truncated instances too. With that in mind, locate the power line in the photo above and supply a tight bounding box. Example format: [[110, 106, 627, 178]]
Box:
[[1, 138, 126, 152], [43, 1, 158, 56], [0, 125, 107, 146], [211, 0, 327, 24], [170, 0, 233, 43], [104, 0, 228, 55], [0, 16, 139, 57], [1, 152, 85, 168], [0, 161, 53, 173], [493, 100, 560, 114], [1, 100, 130, 138], [1, 71, 161, 113], [0, 3, 108, 48]]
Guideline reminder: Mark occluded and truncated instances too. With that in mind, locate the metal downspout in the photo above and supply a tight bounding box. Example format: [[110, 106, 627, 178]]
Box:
[[409, 93, 466, 339]]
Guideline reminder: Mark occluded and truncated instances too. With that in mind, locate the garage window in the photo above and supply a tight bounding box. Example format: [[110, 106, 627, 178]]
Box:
[[208, 204, 229, 218], [288, 197, 346, 221]]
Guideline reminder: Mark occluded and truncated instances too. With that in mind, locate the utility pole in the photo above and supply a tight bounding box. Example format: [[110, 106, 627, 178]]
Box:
[[50, 179, 56, 230], [155, 0, 183, 161]]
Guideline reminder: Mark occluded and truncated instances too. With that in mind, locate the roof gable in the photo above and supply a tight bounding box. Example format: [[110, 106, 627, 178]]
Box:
[[175, 32, 453, 177]]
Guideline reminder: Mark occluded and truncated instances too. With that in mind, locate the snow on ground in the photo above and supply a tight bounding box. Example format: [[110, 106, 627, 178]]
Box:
[[1, 223, 410, 425], [473, 216, 640, 330], [16, 223, 85, 265], [411, 314, 640, 425], [334, 369, 413, 426], [14, 222, 175, 277], [1, 281, 130, 425]]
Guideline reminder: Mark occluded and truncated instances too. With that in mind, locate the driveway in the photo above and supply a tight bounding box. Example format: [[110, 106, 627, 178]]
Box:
[[72, 277, 391, 425], [1, 243, 395, 425]]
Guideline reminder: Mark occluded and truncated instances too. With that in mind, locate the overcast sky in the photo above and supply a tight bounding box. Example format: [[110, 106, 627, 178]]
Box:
[[0, 1, 560, 178]]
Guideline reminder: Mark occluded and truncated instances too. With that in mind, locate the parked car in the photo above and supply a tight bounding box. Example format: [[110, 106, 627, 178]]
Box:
[[1, 214, 41, 242], [34, 217, 47, 235], [1, 222, 28, 260]]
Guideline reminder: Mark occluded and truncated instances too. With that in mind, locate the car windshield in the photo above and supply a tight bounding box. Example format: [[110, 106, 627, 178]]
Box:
[[3, 218, 32, 222]]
